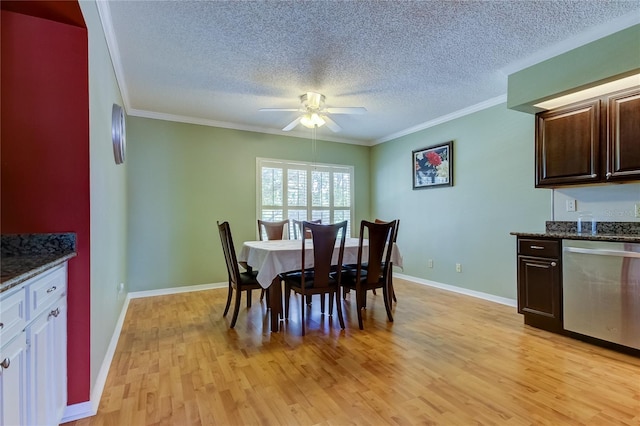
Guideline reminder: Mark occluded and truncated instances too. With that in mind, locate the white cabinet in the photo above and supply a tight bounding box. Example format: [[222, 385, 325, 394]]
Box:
[[0, 263, 67, 426], [0, 332, 28, 426]]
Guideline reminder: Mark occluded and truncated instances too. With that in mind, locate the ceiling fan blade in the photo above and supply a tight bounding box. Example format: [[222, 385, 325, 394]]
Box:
[[322, 115, 341, 132], [325, 107, 367, 115], [282, 116, 302, 131], [260, 108, 299, 112]]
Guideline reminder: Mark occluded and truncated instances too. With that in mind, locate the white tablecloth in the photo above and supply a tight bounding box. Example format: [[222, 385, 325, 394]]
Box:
[[238, 238, 403, 288]]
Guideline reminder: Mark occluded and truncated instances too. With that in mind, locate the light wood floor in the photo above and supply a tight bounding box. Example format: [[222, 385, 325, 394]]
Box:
[[63, 278, 640, 425]]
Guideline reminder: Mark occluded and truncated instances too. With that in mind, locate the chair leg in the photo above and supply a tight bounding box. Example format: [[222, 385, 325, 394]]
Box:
[[382, 284, 394, 322], [230, 287, 242, 328], [335, 291, 345, 329], [356, 288, 365, 330], [260, 289, 266, 301], [390, 275, 397, 303], [300, 292, 306, 336], [328, 292, 334, 316], [284, 285, 290, 319], [223, 283, 233, 317], [343, 287, 349, 299], [247, 289, 252, 308], [320, 294, 326, 314]]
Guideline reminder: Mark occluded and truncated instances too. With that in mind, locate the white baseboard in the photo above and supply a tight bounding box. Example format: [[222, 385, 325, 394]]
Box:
[[128, 281, 227, 299], [61, 401, 95, 423], [61, 281, 227, 422], [394, 273, 517, 307]]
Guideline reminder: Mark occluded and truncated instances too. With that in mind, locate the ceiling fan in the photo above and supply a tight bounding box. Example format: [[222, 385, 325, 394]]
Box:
[[260, 92, 366, 132]]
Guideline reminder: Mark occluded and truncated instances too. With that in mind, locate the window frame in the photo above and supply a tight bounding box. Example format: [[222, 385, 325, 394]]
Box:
[[256, 157, 355, 237]]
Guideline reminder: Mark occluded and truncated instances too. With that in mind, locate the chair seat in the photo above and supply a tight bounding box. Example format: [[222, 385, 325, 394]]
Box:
[[341, 266, 386, 288], [283, 269, 339, 289], [239, 270, 261, 287]]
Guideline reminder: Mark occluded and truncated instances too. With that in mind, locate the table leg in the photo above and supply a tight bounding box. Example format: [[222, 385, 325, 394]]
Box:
[[268, 278, 283, 332]]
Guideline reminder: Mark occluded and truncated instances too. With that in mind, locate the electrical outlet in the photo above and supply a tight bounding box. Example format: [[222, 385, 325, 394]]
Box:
[[566, 199, 576, 212], [456, 263, 462, 273], [428, 259, 433, 268], [635, 203, 640, 218]]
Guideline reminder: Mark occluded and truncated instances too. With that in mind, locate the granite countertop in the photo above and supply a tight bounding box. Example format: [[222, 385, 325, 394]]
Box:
[[1, 233, 77, 293], [511, 221, 640, 243]]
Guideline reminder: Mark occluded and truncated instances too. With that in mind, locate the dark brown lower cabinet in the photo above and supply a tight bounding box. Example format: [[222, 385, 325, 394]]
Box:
[[516, 237, 563, 333]]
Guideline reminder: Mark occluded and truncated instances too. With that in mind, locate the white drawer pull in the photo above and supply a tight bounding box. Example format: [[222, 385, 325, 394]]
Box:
[[530, 245, 545, 250], [46, 286, 57, 294]]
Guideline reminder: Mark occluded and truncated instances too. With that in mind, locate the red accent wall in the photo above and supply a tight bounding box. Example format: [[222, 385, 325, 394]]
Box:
[[1, 8, 90, 404]]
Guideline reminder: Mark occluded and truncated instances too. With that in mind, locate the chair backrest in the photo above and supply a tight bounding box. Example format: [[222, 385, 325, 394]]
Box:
[[358, 220, 396, 285], [258, 219, 290, 241], [375, 218, 400, 242], [217, 221, 241, 287], [292, 218, 321, 239], [301, 221, 347, 289]]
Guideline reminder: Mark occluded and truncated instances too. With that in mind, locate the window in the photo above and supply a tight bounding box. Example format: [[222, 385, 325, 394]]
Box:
[[257, 158, 354, 237]]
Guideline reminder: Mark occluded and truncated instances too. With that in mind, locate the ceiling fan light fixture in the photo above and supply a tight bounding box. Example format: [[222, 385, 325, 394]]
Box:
[[300, 112, 325, 128]]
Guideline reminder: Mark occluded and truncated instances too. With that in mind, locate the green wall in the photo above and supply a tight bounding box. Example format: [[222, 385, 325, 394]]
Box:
[[126, 119, 371, 292], [371, 104, 550, 299], [508, 24, 640, 113], [80, 0, 128, 402]]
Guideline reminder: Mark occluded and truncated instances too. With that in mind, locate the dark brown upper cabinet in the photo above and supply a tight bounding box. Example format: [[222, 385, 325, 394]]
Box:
[[606, 87, 640, 182], [535, 87, 640, 188]]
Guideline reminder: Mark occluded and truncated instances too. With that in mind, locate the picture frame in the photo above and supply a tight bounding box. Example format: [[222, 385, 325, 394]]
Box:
[[412, 141, 453, 189]]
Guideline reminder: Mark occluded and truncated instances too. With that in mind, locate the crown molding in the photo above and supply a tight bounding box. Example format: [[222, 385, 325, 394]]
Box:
[[374, 94, 508, 145]]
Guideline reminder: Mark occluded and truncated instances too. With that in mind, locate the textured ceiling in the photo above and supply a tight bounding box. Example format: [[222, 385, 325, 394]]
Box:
[[99, 1, 640, 145]]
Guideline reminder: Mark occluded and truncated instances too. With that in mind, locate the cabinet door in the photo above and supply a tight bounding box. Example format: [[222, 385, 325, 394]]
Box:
[[606, 88, 640, 181], [27, 310, 54, 426], [535, 99, 601, 187], [27, 300, 67, 426], [52, 301, 67, 423], [518, 256, 562, 327], [0, 333, 28, 426]]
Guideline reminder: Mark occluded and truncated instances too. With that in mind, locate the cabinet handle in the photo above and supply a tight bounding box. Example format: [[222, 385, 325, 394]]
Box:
[[0, 358, 9, 369], [550, 262, 557, 267], [47, 286, 57, 294], [606, 172, 612, 178], [530, 245, 545, 250], [0, 322, 3, 329], [48, 308, 60, 320]]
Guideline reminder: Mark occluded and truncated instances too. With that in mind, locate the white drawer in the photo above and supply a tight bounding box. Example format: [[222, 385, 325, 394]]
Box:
[[26, 264, 67, 321], [0, 288, 26, 345]]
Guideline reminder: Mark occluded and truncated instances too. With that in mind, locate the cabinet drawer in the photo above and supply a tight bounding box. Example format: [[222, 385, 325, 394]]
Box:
[[26, 265, 67, 321], [0, 289, 26, 344], [518, 238, 560, 258]]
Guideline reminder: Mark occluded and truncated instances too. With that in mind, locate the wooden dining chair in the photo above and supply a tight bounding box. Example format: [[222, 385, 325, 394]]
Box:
[[257, 219, 290, 241], [256, 219, 290, 301], [292, 218, 321, 239], [282, 221, 348, 336], [217, 221, 264, 328], [341, 220, 396, 329], [343, 218, 399, 304], [374, 218, 400, 302]]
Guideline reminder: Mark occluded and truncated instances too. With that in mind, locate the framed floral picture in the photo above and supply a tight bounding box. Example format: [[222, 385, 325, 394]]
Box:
[[412, 141, 453, 189]]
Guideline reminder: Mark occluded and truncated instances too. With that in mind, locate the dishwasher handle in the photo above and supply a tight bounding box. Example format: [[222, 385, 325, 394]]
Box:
[[564, 247, 640, 259]]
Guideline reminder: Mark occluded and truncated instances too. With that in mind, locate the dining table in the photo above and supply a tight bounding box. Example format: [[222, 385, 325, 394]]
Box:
[[237, 238, 403, 331]]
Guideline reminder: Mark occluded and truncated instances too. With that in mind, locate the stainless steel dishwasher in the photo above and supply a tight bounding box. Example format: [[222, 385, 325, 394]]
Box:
[[563, 240, 640, 350]]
